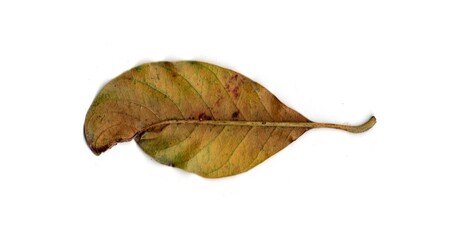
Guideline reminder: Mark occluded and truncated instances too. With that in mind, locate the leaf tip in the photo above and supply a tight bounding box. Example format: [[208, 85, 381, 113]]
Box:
[[83, 126, 105, 156], [84, 123, 133, 156]]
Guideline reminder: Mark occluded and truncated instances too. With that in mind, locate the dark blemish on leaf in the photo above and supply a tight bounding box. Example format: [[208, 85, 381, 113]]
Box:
[[198, 113, 206, 120], [232, 86, 240, 98], [171, 73, 177, 78], [198, 113, 212, 121], [226, 74, 244, 99], [232, 111, 239, 119]]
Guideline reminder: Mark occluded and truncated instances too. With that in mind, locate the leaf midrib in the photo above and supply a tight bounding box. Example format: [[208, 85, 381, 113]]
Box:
[[140, 116, 376, 134]]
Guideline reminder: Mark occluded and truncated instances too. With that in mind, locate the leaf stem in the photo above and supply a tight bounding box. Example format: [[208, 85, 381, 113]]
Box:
[[145, 116, 376, 134]]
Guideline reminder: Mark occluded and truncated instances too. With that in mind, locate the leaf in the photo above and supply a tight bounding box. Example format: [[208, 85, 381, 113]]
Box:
[[84, 61, 376, 178]]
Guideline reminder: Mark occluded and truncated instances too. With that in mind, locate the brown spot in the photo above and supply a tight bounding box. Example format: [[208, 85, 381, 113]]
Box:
[[225, 74, 244, 99], [232, 86, 240, 98], [198, 113, 212, 121], [231, 111, 239, 119], [230, 74, 238, 81]]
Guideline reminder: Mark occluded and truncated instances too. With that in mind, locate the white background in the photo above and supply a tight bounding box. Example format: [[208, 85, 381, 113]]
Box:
[[1, 1, 453, 239]]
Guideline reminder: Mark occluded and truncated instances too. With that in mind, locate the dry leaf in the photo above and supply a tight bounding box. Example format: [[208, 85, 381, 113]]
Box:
[[84, 61, 375, 178]]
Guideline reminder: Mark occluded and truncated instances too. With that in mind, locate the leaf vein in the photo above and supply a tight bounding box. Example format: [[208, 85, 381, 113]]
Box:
[[247, 127, 279, 170], [207, 127, 253, 176], [86, 98, 161, 128], [196, 62, 242, 119], [185, 126, 226, 166], [250, 84, 274, 120], [129, 78, 185, 118], [94, 123, 137, 147], [157, 64, 215, 119]]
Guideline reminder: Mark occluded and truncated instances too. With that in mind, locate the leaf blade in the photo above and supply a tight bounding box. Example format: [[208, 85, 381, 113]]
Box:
[[84, 61, 373, 177]]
